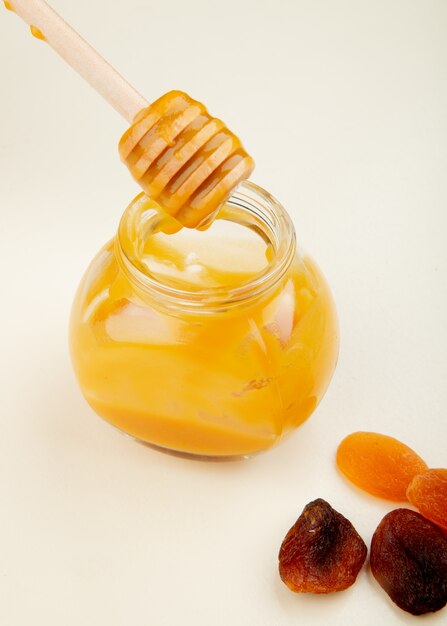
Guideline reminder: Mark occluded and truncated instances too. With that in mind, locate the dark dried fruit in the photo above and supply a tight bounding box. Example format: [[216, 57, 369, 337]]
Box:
[[278, 498, 367, 593], [370, 508, 447, 615]]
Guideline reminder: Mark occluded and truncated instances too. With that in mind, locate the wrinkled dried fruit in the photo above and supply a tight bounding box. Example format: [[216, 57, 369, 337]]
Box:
[[407, 468, 447, 532], [370, 508, 447, 615], [336, 431, 428, 500], [278, 498, 367, 593]]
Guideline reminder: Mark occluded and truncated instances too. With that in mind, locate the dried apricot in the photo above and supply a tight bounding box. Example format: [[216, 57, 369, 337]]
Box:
[[370, 508, 447, 615], [407, 468, 447, 532], [336, 431, 427, 500], [278, 498, 367, 593]]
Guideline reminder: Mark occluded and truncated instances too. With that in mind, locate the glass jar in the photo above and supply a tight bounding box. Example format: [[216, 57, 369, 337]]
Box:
[[69, 182, 338, 459]]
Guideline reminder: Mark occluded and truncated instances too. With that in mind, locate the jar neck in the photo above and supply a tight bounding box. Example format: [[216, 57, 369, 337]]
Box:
[[116, 181, 296, 314]]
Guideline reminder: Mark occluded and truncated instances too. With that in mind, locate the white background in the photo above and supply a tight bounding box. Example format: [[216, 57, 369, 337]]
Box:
[[1, 1, 446, 624]]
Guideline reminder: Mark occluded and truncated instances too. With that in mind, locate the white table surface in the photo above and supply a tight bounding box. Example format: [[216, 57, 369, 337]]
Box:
[[1, 1, 446, 624]]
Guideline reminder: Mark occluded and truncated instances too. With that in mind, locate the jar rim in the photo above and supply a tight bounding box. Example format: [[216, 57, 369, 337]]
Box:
[[116, 181, 296, 312]]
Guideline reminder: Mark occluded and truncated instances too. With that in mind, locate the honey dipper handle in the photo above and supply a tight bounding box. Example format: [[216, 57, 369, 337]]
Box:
[[7, 0, 148, 121]]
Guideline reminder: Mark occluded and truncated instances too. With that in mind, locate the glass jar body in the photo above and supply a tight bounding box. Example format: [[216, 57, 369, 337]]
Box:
[[70, 188, 338, 458]]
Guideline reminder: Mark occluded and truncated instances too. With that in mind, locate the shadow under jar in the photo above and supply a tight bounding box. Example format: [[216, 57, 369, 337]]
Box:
[[69, 182, 339, 459]]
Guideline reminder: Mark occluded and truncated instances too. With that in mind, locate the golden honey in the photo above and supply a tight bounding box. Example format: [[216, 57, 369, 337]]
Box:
[[70, 183, 338, 457], [30, 25, 45, 40], [119, 91, 254, 228]]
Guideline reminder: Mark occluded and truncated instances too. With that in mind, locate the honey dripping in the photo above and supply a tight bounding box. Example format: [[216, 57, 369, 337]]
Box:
[[30, 25, 45, 40], [119, 91, 254, 229]]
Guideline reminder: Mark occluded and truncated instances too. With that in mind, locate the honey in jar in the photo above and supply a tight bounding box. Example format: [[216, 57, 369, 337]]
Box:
[[69, 182, 338, 458]]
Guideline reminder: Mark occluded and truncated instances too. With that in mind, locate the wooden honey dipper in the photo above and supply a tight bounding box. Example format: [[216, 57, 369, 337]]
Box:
[[4, 0, 255, 228]]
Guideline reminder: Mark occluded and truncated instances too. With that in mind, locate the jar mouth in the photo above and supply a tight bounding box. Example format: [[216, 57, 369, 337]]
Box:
[[116, 181, 296, 311]]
